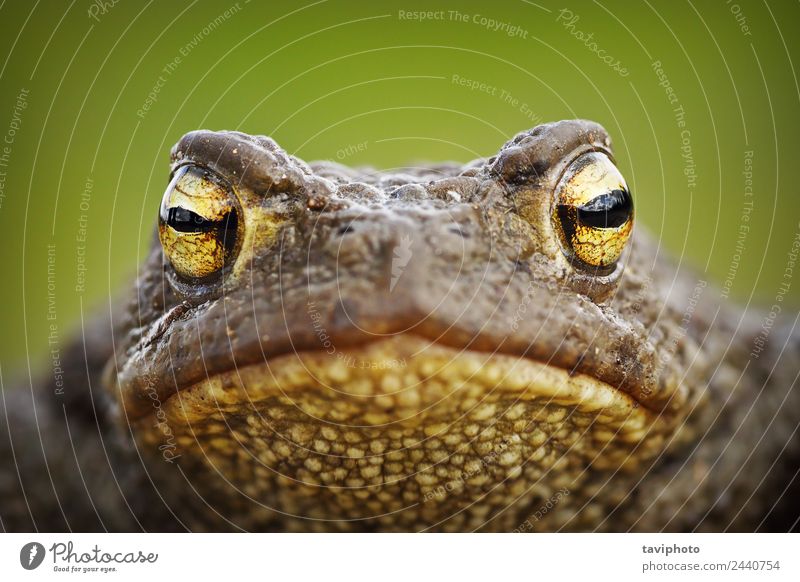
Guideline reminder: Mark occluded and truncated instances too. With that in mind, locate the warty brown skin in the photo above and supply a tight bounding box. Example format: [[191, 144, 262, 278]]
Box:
[[1, 120, 798, 532]]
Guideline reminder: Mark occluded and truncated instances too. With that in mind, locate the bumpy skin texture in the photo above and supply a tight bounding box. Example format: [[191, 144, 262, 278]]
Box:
[[2, 120, 798, 532]]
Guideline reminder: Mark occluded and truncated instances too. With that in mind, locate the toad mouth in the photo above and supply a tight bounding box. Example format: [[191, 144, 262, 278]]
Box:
[[127, 334, 660, 440]]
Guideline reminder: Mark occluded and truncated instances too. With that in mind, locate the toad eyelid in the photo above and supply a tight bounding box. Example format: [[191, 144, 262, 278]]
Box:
[[553, 146, 617, 186]]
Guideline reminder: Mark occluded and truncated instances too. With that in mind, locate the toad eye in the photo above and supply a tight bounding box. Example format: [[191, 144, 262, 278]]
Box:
[[552, 152, 634, 270], [158, 165, 241, 281]]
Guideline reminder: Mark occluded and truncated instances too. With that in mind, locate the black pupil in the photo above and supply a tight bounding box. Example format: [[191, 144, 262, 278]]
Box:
[[167, 207, 216, 232], [574, 188, 632, 229], [165, 206, 238, 252]]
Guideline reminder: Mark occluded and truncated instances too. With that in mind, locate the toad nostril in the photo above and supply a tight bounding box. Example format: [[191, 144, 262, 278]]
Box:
[[448, 225, 470, 238], [337, 224, 354, 235]]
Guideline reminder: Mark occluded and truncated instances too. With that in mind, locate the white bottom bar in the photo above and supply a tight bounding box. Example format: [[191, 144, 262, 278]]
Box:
[[1, 533, 798, 580]]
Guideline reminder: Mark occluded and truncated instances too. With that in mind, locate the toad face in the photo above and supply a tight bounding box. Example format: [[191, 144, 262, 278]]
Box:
[[107, 120, 700, 531]]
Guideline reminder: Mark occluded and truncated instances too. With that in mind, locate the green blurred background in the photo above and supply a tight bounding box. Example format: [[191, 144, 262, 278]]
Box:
[[0, 0, 798, 369]]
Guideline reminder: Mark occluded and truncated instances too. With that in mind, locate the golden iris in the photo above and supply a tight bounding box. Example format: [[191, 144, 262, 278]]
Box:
[[552, 152, 633, 269], [158, 165, 241, 280]]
